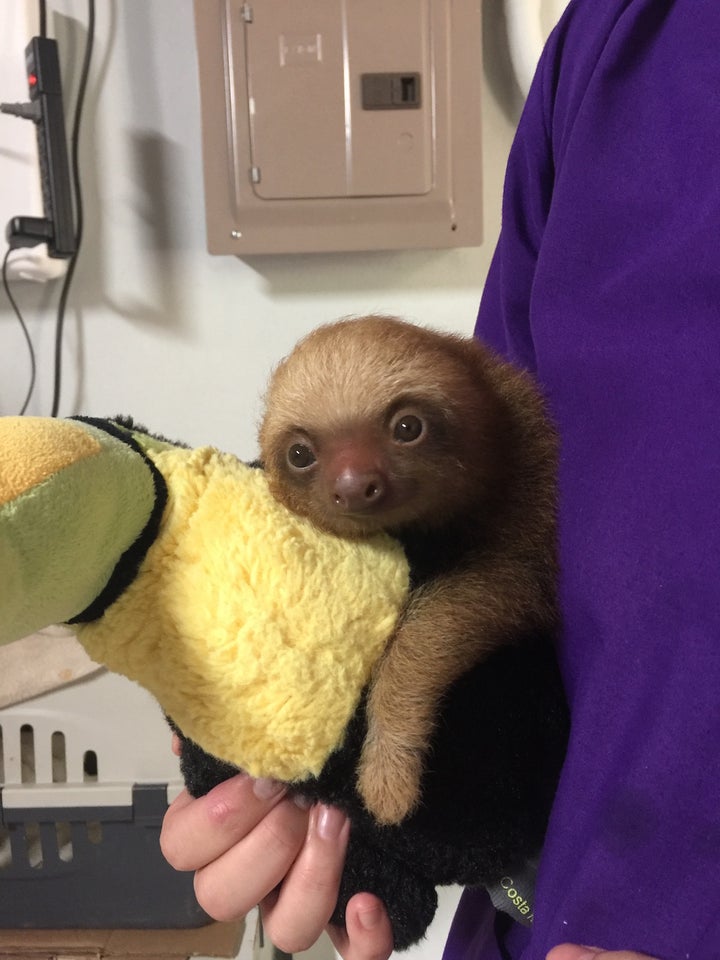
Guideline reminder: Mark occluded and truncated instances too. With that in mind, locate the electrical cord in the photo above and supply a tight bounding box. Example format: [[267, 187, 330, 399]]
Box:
[[2, 248, 37, 415], [0, 0, 46, 415], [2, 0, 94, 417], [50, 0, 95, 417]]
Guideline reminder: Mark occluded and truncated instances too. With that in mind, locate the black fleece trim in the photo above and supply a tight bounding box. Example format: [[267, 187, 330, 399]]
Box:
[[68, 416, 168, 624]]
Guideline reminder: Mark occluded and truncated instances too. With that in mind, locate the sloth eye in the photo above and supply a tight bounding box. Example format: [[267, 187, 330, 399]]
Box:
[[287, 443, 317, 469], [391, 413, 425, 444]]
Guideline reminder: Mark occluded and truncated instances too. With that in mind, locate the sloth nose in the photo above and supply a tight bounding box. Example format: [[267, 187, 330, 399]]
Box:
[[333, 469, 386, 512]]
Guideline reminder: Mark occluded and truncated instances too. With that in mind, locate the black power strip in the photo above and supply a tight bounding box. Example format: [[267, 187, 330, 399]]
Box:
[[2, 36, 76, 259]]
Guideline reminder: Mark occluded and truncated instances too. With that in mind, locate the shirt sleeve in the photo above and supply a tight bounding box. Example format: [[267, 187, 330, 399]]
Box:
[[473, 40, 554, 371]]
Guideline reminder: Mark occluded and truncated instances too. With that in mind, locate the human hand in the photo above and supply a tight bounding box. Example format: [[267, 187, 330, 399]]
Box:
[[327, 892, 394, 960], [160, 744, 393, 958], [547, 945, 660, 960]]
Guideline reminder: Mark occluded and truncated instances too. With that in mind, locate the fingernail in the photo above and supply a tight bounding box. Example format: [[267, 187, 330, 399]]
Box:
[[292, 792, 313, 810], [315, 804, 348, 840], [357, 904, 383, 931], [252, 777, 286, 800]]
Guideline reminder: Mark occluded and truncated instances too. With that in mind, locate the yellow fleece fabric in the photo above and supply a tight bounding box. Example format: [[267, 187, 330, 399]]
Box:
[[77, 446, 410, 782]]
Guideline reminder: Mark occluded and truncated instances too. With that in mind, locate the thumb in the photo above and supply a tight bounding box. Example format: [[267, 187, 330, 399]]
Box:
[[327, 893, 394, 960]]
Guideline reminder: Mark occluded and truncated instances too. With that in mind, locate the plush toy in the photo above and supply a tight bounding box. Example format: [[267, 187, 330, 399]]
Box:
[[0, 415, 568, 949]]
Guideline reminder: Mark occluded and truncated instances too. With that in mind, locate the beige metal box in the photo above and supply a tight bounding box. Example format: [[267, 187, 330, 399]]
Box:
[[194, 0, 483, 254]]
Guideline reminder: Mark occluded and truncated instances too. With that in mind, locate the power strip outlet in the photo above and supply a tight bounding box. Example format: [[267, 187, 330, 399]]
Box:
[[26, 36, 75, 257], [3, 36, 75, 259]]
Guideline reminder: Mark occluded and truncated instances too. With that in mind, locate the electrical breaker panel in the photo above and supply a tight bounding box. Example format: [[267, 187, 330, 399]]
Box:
[[194, 0, 483, 255]]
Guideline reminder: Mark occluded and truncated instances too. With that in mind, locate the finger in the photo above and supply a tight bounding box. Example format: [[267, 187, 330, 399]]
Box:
[[160, 773, 287, 871], [327, 892, 394, 960], [547, 948, 599, 960], [171, 733, 182, 756], [261, 804, 351, 954], [547, 946, 657, 960], [192, 796, 309, 921]]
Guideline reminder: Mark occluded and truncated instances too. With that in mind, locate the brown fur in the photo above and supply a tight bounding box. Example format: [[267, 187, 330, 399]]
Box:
[[259, 316, 558, 824]]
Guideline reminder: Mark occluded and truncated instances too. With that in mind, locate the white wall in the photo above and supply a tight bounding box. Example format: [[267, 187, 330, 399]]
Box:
[[0, 2, 534, 957], [0, 1, 528, 458]]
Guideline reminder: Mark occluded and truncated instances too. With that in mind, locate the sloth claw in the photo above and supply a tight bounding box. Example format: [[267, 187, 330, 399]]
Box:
[[357, 736, 422, 825]]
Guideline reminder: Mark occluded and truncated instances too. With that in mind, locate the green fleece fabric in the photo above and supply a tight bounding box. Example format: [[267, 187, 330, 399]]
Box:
[[0, 417, 156, 644]]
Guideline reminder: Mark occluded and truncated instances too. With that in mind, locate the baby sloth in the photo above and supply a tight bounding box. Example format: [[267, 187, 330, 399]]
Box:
[[259, 315, 558, 825]]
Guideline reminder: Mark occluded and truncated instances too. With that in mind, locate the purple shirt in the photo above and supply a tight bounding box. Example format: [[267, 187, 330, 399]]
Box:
[[444, 2, 720, 958]]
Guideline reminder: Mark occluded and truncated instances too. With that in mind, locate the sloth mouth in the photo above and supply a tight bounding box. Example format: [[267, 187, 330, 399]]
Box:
[[332, 513, 386, 534]]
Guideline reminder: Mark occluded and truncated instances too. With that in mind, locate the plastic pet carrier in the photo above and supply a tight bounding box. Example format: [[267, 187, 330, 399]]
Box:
[[0, 670, 209, 929]]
